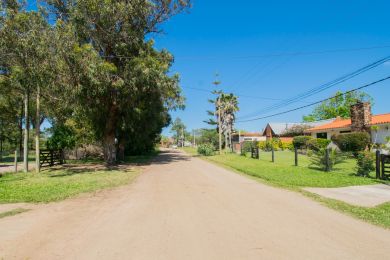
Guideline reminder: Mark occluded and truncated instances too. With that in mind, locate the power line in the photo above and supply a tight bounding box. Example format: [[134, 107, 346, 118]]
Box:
[[238, 55, 390, 119], [236, 75, 390, 123], [183, 86, 312, 103], [100, 45, 390, 61]]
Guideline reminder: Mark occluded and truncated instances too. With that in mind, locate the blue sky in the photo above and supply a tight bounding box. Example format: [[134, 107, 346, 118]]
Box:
[[154, 0, 390, 135], [28, 1, 390, 135]]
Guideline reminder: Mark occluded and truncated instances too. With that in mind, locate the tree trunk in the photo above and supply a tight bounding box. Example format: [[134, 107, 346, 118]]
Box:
[[103, 105, 119, 165], [118, 138, 125, 162], [19, 104, 23, 161], [23, 90, 29, 173], [35, 86, 40, 173]]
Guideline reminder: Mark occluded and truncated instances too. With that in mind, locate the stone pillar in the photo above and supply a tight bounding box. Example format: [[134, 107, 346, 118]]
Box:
[[350, 102, 372, 132]]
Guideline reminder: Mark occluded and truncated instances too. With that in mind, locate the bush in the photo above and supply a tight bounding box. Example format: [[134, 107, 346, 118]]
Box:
[[258, 139, 281, 151], [280, 141, 294, 151], [308, 148, 345, 172], [331, 132, 371, 156], [292, 136, 313, 149], [356, 151, 375, 177], [241, 141, 257, 156], [306, 138, 331, 151], [197, 143, 215, 156]]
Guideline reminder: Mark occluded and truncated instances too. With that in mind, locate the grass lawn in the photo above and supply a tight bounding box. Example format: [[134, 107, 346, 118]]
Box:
[[183, 147, 390, 228], [0, 153, 158, 203]]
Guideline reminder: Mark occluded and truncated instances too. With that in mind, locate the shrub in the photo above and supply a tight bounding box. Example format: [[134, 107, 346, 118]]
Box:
[[258, 139, 281, 151], [197, 143, 215, 156], [306, 138, 331, 151], [280, 141, 294, 151], [309, 148, 345, 172], [292, 136, 313, 149], [356, 151, 375, 177], [331, 132, 371, 156], [241, 141, 256, 156]]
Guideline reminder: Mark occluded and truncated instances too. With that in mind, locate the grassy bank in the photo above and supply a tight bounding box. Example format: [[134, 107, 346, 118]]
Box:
[[184, 147, 390, 228], [0, 153, 158, 203]]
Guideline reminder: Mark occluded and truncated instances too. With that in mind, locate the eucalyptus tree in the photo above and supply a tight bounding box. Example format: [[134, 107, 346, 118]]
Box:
[[0, 3, 55, 172], [44, 0, 189, 164]]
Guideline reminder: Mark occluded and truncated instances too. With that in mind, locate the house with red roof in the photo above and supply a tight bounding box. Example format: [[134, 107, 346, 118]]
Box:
[[305, 102, 390, 144]]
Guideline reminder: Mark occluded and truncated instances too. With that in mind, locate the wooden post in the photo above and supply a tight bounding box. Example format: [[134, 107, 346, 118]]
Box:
[[50, 150, 54, 167], [325, 148, 330, 172], [376, 150, 381, 179], [14, 150, 18, 173], [271, 146, 275, 163], [381, 155, 385, 180], [294, 147, 298, 166]]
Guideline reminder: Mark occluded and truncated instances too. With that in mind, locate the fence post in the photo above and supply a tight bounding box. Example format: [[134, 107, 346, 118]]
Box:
[[294, 147, 298, 166], [376, 150, 381, 179], [325, 148, 330, 172], [50, 150, 54, 167], [14, 150, 18, 173], [272, 146, 275, 163], [381, 155, 385, 180]]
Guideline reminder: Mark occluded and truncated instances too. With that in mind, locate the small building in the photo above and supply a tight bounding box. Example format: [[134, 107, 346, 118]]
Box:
[[231, 132, 266, 153], [305, 102, 390, 144], [262, 120, 333, 140]]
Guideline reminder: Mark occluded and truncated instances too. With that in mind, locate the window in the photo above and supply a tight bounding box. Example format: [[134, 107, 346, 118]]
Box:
[[340, 130, 351, 134], [316, 132, 328, 139]]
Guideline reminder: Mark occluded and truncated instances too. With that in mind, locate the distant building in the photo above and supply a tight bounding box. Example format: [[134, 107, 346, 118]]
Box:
[[305, 102, 390, 144], [262, 120, 333, 140]]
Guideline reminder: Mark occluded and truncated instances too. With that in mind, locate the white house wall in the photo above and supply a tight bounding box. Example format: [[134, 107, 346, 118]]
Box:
[[372, 124, 390, 144]]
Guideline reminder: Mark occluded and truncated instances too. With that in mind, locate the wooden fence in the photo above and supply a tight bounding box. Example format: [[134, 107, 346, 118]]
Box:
[[40, 150, 64, 168], [376, 151, 390, 180]]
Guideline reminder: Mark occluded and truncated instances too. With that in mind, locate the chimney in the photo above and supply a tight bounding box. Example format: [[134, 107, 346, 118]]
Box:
[[350, 102, 372, 132]]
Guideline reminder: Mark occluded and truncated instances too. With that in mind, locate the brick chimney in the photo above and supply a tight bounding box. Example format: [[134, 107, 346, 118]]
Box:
[[350, 102, 372, 132]]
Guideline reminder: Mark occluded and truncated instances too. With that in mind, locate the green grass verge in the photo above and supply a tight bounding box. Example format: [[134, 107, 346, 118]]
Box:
[[0, 152, 159, 203], [0, 208, 30, 219], [184, 147, 390, 228]]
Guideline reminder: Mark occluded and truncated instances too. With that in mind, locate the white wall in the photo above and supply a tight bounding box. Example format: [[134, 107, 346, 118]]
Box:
[[372, 124, 390, 144]]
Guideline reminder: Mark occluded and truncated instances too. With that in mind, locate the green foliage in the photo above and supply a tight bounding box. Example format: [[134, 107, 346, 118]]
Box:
[[331, 132, 371, 156], [356, 151, 375, 177], [281, 125, 311, 137], [47, 125, 76, 150], [241, 141, 257, 156], [308, 148, 346, 172], [303, 91, 373, 122], [171, 117, 186, 145], [306, 138, 331, 151], [258, 139, 282, 151], [197, 143, 215, 156], [292, 136, 313, 149], [197, 128, 219, 149]]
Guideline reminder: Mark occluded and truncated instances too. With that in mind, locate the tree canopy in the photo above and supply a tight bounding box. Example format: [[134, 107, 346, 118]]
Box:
[[303, 91, 373, 122], [0, 0, 190, 166]]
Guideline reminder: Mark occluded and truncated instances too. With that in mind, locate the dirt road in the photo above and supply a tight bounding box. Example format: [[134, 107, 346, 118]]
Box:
[[0, 149, 389, 259]]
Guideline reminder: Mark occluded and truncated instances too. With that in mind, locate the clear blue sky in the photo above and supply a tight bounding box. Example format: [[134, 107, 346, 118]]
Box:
[[29, 1, 390, 135], [155, 0, 390, 135]]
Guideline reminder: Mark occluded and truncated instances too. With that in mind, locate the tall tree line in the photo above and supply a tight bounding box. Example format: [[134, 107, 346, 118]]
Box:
[[0, 0, 190, 167]]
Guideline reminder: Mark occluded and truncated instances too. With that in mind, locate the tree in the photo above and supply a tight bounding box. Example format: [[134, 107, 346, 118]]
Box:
[[303, 91, 373, 122], [0, 4, 56, 172], [171, 118, 186, 146], [45, 0, 189, 164]]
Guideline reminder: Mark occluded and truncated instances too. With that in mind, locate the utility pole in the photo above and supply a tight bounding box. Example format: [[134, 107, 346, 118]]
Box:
[[213, 73, 222, 155], [193, 129, 196, 147]]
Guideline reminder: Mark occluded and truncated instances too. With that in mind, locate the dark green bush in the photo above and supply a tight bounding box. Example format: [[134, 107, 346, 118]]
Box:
[[292, 136, 313, 149], [306, 138, 331, 151], [197, 143, 215, 156], [47, 125, 76, 150], [331, 132, 371, 156], [356, 151, 375, 177]]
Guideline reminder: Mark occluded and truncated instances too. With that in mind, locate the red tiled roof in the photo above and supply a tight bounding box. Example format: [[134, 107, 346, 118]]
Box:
[[306, 113, 390, 132]]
